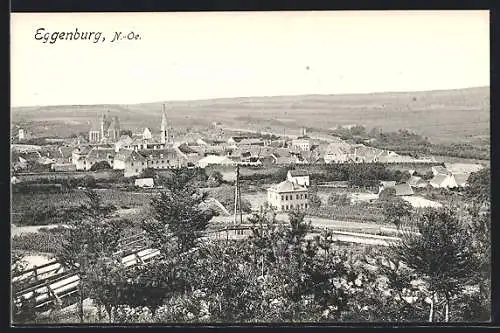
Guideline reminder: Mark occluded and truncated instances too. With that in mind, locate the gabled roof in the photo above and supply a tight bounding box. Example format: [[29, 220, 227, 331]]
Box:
[[408, 176, 427, 187], [275, 156, 297, 165], [177, 143, 199, 154], [139, 148, 182, 160], [289, 169, 309, 177], [86, 148, 115, 160], [273, 148, 291, 158], [114, 149, 134, 161], [429, 174, 449, 186], [380, 181, 396, 188], [198, 155, 234, 165], [118, 135, 134, 145], [269, 180, 307, 193], [394, 183, 414, 196], [432, 166, 450, 175]]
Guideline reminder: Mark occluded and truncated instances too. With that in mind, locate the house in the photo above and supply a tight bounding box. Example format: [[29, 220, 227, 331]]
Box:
[[79, 148, 115, 171], [197, 155, 235, 168], [143, 128, 153, 141], [452, 173, 470, 188], [135, 178, 154, 188], [429, 173, 458, 189], [379, 181, 396, 192], [408, 176, 428, 188], [394, 183, 414, 196], [291, 137, 311, 151], [431, 166, 450, 176], [287, 169, 310, 187], [267, 180, 309, 212], [114, 150, 147, 177], [140, 148, 188, 169]]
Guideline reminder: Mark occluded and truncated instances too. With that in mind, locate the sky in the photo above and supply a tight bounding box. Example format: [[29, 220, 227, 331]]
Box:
[[11, 11, 490, 107]]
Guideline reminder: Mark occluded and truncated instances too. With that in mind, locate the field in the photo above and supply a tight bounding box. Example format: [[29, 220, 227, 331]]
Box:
[[11, 189, 155, 226], [11, 87, 489, 145]]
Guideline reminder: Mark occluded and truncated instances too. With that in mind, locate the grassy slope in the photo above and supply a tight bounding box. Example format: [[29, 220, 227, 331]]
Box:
[[11, 86, 489, 145]]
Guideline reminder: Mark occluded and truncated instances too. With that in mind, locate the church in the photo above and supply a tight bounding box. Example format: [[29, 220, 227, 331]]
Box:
[[88, 111, 121, 143]]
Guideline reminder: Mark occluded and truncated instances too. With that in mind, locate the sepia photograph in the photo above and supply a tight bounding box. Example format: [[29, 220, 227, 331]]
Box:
[[10, 10, 490, 325]]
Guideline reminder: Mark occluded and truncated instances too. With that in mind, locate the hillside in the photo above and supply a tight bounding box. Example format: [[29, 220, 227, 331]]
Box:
[[11, 87, 489, 145]]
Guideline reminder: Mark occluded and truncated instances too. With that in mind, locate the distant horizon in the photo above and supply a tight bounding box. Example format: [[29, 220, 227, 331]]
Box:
[[11, 85, 490, 109]]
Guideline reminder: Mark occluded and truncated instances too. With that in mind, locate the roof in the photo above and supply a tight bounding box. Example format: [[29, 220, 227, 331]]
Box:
[[118, 135, 134, 145], [177, 143, 199, 154], [269, 180, 307, 193], [289, 169, 309, 177], [395, 183, 414, 196], [432, 166, 450, 175], [430, 174, 449, 186], [273, 148, 291, 158], [114, 149, 134, 161], [86, 148, 116, 160], [275, 156, 297, 165], [198, 155, 234, 165], [453, 173, 470, 186], [139, 148, 182, 160], [380, 181, 396, 188]]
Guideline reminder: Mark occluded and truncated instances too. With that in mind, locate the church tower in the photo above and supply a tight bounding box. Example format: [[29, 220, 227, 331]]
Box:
[[160, 104, 168, 144]]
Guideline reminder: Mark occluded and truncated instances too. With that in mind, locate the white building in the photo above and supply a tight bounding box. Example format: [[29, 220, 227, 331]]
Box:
[[135, 178, 154, 188], [429, 173, 458, 189], [287, 169, 310, 187], [197, 155, 235, 168], [143, 128, 153, 141], [267, 180, 309, 212]]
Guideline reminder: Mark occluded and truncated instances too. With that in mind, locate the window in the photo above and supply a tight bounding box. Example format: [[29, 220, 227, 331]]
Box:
[[296, 194, 299, 200], [285, 205, 288, 210], [305, 203, 308, 209], [281, 206, 284, 211], [281, 195, 284, 201], [131, 162, 134, 166], [167, 160, 170, 164], [162, 160, 164, 164], [300, 194, 304, 199], [135, 169, 138, 173], [142, 162, 145, 166], [304, 194, 307, 199]]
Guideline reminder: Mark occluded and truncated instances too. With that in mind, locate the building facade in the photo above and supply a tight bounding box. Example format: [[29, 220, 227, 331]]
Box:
[[267, 180, 309, 212]]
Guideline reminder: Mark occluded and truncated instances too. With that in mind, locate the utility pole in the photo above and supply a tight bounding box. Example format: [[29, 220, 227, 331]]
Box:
[[233, 165, 243, 235]]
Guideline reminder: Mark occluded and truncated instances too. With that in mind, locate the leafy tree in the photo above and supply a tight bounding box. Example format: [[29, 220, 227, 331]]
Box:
[[390, 208, 477, 322], [379, 187, 396, 201], [382, 197, 413, 229], [466, 168, 490, 204], [139, 168, 156, 179], [308, 193, 322, 208]]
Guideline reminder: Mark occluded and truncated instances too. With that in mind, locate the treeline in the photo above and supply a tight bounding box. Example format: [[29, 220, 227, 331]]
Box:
[[330, 126, 489, 160], [240, 164, 412, 188]]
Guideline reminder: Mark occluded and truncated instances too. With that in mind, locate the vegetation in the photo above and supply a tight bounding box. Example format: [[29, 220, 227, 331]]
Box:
[[330, 126, 489, 160]]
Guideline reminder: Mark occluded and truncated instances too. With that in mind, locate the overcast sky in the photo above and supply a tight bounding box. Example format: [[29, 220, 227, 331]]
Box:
[[11, 11, 489, 107]]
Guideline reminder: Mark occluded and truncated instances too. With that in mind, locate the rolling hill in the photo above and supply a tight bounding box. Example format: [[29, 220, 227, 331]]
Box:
[[11, 86, 489, 145]]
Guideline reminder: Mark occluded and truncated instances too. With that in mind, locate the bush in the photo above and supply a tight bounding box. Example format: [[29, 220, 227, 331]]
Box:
[[308, 193, 322, 208], [327, 193, 350, 206], [90, 161, 112, 171]]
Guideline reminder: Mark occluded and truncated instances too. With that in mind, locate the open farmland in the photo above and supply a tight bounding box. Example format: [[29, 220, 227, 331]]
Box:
[[11, 189, 155, 226], [11, 87, 489, 145]]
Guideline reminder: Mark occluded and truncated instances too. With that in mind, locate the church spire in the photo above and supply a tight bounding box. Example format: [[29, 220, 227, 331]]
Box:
[[160, 104, 168, 144]]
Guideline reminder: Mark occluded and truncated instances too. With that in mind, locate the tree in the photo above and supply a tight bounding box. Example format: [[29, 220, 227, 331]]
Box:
[[90, 161, 111, 171], [466, 168, 490, 204], [378, 187, 396, 201], [57, 189, 126, 322], [381, 196, 413, 229], [139, 168, 156, 179], [390, 208, 477, 322], [308, 193, 322, 208], [143, 176, 214, 255]]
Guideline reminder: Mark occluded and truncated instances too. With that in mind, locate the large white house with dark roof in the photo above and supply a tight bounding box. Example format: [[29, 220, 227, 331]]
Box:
[[267, 179, 309, 212]]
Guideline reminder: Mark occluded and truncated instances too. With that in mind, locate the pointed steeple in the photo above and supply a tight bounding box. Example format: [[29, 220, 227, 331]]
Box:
[[160, 104, 168, 144]]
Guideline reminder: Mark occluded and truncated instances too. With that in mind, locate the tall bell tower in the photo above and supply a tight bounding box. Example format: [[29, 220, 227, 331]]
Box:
[[160, 104, 168, 144]]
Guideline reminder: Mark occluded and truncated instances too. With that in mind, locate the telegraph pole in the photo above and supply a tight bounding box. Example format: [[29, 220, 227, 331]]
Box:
[[233, 164, 243, 235]]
